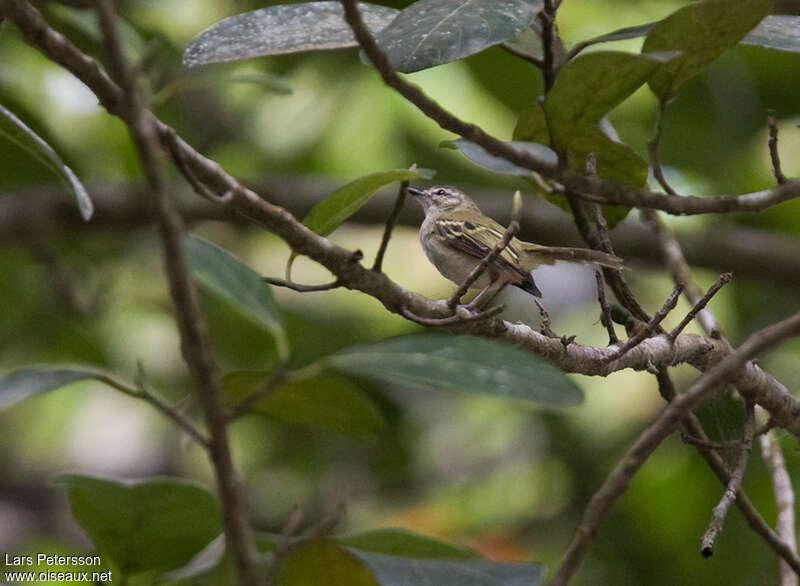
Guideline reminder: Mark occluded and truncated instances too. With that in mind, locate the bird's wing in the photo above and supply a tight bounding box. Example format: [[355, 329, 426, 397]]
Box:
[[433, 212, 528, 279]]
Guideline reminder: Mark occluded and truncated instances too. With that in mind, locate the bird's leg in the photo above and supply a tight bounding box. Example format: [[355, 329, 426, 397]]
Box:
[[463, 281, 494, 311], [533, 297, 557, 337], [478, 280, 511, 309]]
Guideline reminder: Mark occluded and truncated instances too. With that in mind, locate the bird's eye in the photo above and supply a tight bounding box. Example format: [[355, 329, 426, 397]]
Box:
[[435, 189, 446, 196]]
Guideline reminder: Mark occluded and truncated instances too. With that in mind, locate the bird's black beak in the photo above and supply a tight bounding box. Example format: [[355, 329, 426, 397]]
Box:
[[407, 187, 423, 197]]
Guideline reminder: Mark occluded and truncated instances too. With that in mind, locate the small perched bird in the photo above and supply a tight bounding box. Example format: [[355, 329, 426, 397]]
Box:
[[408, 185, 623, 301]]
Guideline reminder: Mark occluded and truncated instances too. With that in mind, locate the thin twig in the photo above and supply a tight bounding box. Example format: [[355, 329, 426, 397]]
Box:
[[654, 370, 800, 574], [603, 284, 684, 363], [642, 208, 723, 338], [760, 430, 799, 586], [595, 270, 618, 344], [400, 304, 505, 327], [548, 312, 800, 586], [540, 0, 557, 91], [373, 171, 412, 272], [701, 401, 756, 558], [649, 95, 678, 195], [501, 43, 543, 68], [533, 297, 557, 338], [446, 192, 522, 311], [93, 1, 259, 583], [227, 366, 289, 420], [668, 273, 732, 341], [264, 277, 341, 292], [264, 505, 305, 586], [163, 128, 234, 204], [767, 109, 787, 185], [681, 435, 742, 451]]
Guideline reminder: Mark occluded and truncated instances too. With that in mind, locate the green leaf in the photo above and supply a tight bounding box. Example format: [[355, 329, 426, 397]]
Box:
[[741, 15, 800, 53], [575, 22, 657, 49], [643, 0, 773, 97], [337, 528, 476, 559], [441, 138, 557, 176], [0, 365, 114, 409], [375, 0, 541, 73], [347, 549, 546, 586], [502, 25, 544, 62], [184, 235, 289, 360], [183, 2, 399, 66], [221, 370, 384, 439], [278, 540, 379, 586], [153, 71, 292, 106], [302, 168, 435, 237], [52, 474, 222, 576], [0, 104, 93, 220], [327, 334, 583, 406], [542, 51, 675, 151], [513, 105, 639, 227]]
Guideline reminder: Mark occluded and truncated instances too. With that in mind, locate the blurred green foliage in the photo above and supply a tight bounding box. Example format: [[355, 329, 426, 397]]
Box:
[[1, 1, 800, 585]]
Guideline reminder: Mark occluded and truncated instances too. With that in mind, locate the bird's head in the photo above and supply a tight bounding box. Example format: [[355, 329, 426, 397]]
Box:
[[407, 185, 478, 215]]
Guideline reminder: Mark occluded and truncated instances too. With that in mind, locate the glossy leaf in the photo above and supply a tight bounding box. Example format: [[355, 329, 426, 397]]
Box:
[[328, 334, 583, 406], [375, 0, 541, 73], [0, 365, 115, 409], [643, 0, 772, 97], [338, 528, 476, 559], [441, 138, 557, 176], [348, 549, 545, 586], [221, 370, 383, 438], [502, 25, 544, 62], [741, 15, 800, 53], [184, 235, 289, 359], [183, 2, 399, 66], [576, 22, 657, 49], [302, 168, 435, 237], [0, 104, 93, 220], [52, 474, 221, 576], [543, 51, 675, 150]]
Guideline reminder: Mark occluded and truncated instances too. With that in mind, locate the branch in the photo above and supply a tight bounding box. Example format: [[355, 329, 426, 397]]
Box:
[[761, 430, 799, 586], [767, 109, 787, 185], [335, 0, 800, 217], [594, 270, 618, 345], [92, 1, 259, 583], [655, 370, 800, 575], [549, 311, 800, 586], [648, 96, 678, 195], [372, 174, 410, 272], [668, 273, 731, 341], [700, 401, 756, 558], [603, 283, 683, 363]]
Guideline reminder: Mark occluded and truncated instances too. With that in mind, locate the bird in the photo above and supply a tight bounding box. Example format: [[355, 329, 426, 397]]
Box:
[[407, 185, 623, 303]]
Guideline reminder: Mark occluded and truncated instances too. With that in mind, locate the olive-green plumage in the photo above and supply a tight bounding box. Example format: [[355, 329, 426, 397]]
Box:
[[408, 185, 623, 298]]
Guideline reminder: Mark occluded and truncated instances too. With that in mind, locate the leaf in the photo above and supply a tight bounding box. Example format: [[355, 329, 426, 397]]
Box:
[[221, 370, 384, 439], [643, 0, 773, 97], [576, 22, 658, 48], [502, 25, 544, 62], [327, 334, 583, 406], [347, 549, 546, 586], [153, 71, 292, 106], [441, 138, 557, 175], [52, 474, 222, 576], [0, 104, 93, 220], [542, 51, 676, 151], [375, 0, 541, 73], [513, 105, 639, 227], [279, 540, 379, 586], [183, 2, 399, 66], [0, 365, 114, 409], [337, 528, 476, 559], [302, 168, 435, 237], [741, 15, 800, 53], [184, 235, 289, 360]]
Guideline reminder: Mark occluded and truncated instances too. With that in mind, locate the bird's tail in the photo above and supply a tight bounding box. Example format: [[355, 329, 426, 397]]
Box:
[[522, 245, 624, 269]]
